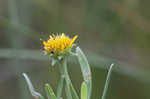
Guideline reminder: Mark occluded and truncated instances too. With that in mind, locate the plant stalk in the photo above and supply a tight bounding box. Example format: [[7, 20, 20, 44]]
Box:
[[56, 74, 64, 99], [59, 58, 72, 99]]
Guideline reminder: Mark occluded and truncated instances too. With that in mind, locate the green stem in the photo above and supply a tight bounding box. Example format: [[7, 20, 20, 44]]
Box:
[[56, 75, 64, 99], [101, 64, 114, 99], [59, 58, 72, 99]]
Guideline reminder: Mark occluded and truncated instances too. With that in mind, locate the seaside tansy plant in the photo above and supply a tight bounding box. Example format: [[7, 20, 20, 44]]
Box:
[[23, 33, 113, 99], [23, 33, 92, 99]]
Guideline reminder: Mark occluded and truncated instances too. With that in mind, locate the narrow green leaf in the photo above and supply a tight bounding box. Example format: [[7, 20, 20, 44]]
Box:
[[76, 47, 92, 99], [101, 64, 114, 99], [45, 83, 57, 99], [81, 82, 88, 99], [22, 73, 44, 99]]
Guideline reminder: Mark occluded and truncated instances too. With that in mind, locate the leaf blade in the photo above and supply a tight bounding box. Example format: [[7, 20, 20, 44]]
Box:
[[22, 73, 44, 99], [45, 83, 57, 99], [81, 82, 88, 99], [76, 47, 92, 99]]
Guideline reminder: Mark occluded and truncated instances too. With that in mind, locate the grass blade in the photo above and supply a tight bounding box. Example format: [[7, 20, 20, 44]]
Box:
[[1, 48, 149, 85], [76, 47, 92, 99]]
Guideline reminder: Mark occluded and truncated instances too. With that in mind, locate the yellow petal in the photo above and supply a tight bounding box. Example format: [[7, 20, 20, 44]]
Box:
[[70, 35, 78, 45]]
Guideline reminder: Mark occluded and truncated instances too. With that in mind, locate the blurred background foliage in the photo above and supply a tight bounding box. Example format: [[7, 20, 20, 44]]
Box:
[[0, 0, 150, 99]]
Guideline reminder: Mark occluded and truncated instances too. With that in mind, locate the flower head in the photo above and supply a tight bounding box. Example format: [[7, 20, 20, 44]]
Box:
[[42, 33, 78, 56]]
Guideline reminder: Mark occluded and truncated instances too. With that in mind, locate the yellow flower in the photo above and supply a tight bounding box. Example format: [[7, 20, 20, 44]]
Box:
[[42, 33, 78, 56]]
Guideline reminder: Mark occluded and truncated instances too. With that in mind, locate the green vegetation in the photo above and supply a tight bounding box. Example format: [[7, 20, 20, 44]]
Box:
[[1, 0, 150, 99]]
